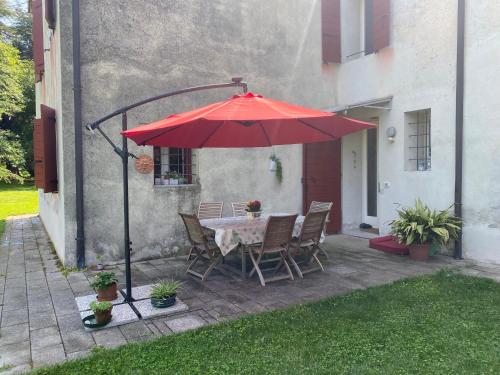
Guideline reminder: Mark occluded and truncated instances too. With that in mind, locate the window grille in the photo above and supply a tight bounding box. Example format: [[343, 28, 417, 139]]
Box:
[[405, 109, 431, 171], [153, 147, 195, 185]]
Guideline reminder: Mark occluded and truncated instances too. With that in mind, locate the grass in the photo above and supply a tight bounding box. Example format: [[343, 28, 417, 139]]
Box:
[[0, 182, 38, 237], [33, 270, 500, 374]]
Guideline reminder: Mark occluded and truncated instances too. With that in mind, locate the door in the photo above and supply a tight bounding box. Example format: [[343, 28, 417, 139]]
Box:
[[362, 127, 378, 227], [303, 140, 342, 234]]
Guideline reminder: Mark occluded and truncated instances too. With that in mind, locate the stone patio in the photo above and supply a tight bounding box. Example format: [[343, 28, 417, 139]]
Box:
[[1, 215, 499, 374]]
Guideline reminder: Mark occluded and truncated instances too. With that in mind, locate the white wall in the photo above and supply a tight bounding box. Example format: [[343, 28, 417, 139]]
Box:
[[461, 2, 500, 263]]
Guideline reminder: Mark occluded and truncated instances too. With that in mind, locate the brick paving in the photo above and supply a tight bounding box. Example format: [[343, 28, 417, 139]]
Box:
[[1, 215, 499, 373]]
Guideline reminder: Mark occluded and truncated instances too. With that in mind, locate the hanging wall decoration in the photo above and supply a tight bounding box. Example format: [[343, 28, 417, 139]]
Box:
[[134, 154, 154, 174]]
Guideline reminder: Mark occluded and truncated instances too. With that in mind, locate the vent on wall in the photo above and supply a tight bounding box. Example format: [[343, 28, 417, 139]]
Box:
[[34, 105, 58, 193]]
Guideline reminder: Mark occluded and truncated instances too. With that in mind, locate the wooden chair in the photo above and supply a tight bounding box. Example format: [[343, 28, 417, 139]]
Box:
[[248, 214, 297, 286], [197, 202, 223, 220], [231, 202, 247, 217], [287, 210, 329, 278], [179, 213, 222, 282], [308, 201, 333, 258]]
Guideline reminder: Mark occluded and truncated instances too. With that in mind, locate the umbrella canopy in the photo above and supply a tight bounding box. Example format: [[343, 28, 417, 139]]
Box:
[[122, 92, 375, 147]]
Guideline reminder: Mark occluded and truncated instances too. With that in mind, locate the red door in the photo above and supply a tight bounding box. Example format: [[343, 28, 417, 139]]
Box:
[[303, 140, 342, 234]]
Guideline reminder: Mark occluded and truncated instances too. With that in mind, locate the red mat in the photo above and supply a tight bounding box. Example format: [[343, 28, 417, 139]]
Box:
[[369, 235, 409, 255]]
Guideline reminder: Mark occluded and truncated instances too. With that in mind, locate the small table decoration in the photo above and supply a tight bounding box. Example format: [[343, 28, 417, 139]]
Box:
[[246, 200, 262, 220]]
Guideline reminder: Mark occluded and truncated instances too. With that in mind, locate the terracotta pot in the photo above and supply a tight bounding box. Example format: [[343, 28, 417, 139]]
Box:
[[408, 243, 430, 261], [94, 307, 113, 325], [96, 282, 118, 301]]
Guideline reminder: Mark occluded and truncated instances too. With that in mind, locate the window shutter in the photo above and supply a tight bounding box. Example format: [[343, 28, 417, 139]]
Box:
[[33, 105, 58, 193], [373, 0, 390, 51], [45, 0, 56, 30], [32, 0, 44, 82], [321, 0, 341, 63]]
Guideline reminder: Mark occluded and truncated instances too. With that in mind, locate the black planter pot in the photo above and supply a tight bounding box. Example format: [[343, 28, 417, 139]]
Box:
[[151, 294, 176, 308]]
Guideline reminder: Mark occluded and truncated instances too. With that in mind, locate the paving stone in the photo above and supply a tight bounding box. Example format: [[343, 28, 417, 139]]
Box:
[[164, 314, 207, 333], [57, 311, 85, 333], [0, 340, 30, 367], [29, 309, 57, 331], [119, 321, 153, 339], [80, 303, 138, 332], [150, 319, 174, 336], [30, 326, 62, 350], [133, 298, 188, 320], [92, 327, 127, 348], [0, 323, 29, 346], [61, 330, 95, 354], [25, 271, 46, 281], [1, 364, 32, 375], [75, 292, 124, 312], [66, 349, 91, 361], [1, 308, 28, 327], [31, 344, 66, 368]]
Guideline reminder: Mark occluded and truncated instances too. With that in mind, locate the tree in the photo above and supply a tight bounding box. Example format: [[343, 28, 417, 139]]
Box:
[[0, 129, 25, 182], [0, 40, 25, 116]]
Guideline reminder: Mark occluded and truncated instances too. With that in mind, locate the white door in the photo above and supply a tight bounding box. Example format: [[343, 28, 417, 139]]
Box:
[[362, 125, 379, 227]]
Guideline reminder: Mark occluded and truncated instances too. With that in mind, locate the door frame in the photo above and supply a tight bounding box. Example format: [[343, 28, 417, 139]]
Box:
[[361, 123, 379, 227]]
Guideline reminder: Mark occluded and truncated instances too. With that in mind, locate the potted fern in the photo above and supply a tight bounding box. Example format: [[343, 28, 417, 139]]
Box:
[[390, 199, 462, 261], [150, 280, 182, 308]]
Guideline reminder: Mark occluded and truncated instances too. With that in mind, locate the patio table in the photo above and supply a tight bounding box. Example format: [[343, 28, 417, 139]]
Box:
[[200, 213, 324, 278]]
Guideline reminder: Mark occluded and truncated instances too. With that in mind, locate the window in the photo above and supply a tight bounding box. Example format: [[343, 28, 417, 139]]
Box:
[[153, 147, 195, 185], [405, 109, 431, 171]]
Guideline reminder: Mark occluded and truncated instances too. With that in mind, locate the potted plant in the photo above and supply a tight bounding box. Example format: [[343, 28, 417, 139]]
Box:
[[162, 172, 170, 185], [390, 199, 462, 261], [96, 254, 104, 271], [169, 171, 180, 185], [150, 280, 182, 308], [89, 301, 113, 325], [246, 200, 262, 220], [90, 271, 118, 301], [269, 154, 283, 183]]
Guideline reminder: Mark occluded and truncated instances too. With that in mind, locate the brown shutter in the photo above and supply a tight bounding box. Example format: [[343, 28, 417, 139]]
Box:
[[321, 0, 341, 63], [33, 105, 58, 193], [372, 0, 391, 52], [45, 0, 56, 30], [32, 0, 44, 82]]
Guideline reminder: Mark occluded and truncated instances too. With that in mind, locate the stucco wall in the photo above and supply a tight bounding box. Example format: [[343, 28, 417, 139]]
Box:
[[56, 0, 338, 266], [461, 2, 500, 263]]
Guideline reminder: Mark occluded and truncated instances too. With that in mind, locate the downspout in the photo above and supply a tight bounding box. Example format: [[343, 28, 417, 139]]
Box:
[[72, 0, 85, 268], [454, 0, 465, 259]]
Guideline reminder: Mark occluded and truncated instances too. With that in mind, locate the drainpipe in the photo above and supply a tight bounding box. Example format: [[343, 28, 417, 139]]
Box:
[[454, 0, 465, 259], [72, 0, 85, 268]]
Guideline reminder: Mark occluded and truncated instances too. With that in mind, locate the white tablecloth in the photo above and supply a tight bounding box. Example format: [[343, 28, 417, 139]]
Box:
[[200, 213, 321, 256]]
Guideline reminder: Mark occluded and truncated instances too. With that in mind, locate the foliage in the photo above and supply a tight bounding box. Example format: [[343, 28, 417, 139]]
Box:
[[270, 153, 283, 183], [246, 200, 261, 212], [150, 280, 182, 299], [9, 8, 32, 59], [90, 272, 118, 291], [0, 129, 26, 182], [33, 270, 500, 374], [0, 40, 26, 116], [0, 182, 38, 237], [89, 301, 113, 313], [390, 199, 462, 246]]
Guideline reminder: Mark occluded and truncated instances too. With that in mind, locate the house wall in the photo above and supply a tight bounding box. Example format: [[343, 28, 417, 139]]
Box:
[[337, 0, 500, 264], [51, 0, 337, 265]]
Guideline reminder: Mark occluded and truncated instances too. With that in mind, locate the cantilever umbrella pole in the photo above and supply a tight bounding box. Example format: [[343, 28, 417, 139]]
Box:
[[86, 78, 248, 304]]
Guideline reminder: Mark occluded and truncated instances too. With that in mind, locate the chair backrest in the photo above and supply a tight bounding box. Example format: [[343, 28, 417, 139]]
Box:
[[309, 201, 333, 222], [179, 212, 217, 257], [299, 210, 329, 244], [232, 202, 247, 217], [261, 214, 298, 253], [197, 202, 223, 220]]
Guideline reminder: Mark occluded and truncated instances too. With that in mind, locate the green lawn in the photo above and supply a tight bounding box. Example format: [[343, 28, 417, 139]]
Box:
[[33, 270, 500, 375], [0, 182, 38, 237]]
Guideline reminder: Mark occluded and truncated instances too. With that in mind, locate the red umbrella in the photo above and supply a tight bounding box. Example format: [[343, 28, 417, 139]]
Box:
[[122, 92, 375, 147]]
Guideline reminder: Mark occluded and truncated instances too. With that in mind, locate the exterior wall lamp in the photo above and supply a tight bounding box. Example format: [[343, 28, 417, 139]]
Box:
[[386, 126, 397, 143]]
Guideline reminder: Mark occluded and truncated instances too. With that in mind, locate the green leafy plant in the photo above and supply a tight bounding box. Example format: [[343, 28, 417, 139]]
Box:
[[90, 271, 118, 291], [150, 280, 182, 299], [169, 171, 180, 180], [270, 154, 282, 183], [89, 300, 113, 313], [390, 199, 462, 246]]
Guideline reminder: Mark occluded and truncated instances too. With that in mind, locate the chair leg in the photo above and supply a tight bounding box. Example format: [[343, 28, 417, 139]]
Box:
[[318, 245, 329, 259], [280, 251, 294, 281], [186, 246, 194, 261], [248, 249, 266, 286], [287, 252, 303, 279], [201, 256, 221, 282]]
